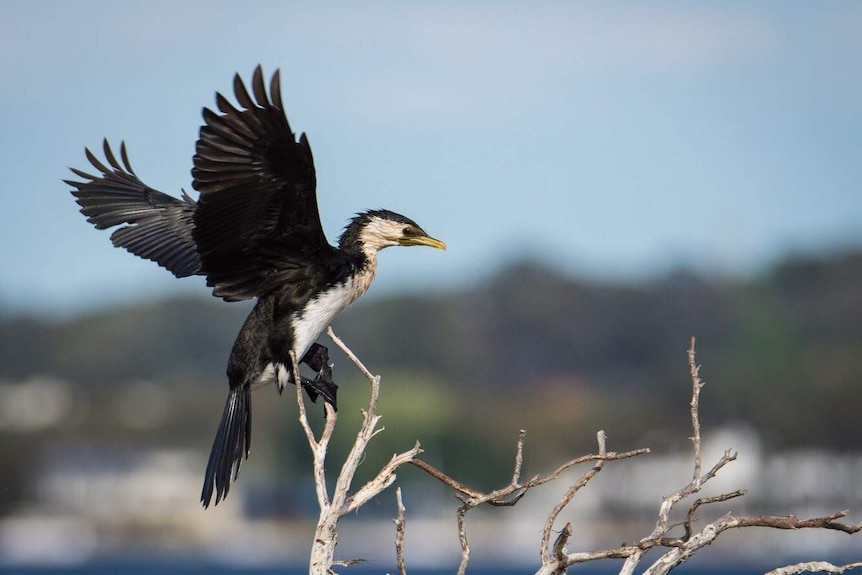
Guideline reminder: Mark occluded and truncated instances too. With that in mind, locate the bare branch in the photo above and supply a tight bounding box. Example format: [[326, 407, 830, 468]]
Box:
[[511, 429, 527, 485], [456, 505, 470, 575], [637, 340, 735, 546], [535, 338, 861, 575], [344, 443, 422, 515], [292, 332, 860, 574], [393, 487, 408, 575], [551, 522, 573, 569], [410, 428, 647, 575], [288, 350, 316, 449], [299, 330, 422, 573], [618, 551, 645, 575], [327, 325, 376, 382], [540, 507, 862, 575], [409, 458, 485, 500], [289, 350, 334, 510], [728, 511, 862, 534], [764, 562, 862, 575], [411, 438, 649, 505], [687, 336, 705, 486], [332, 558, 366, 567], [673, 490, 746, 544], [541, 430, 608, 561], [641, 511, 862, 575]]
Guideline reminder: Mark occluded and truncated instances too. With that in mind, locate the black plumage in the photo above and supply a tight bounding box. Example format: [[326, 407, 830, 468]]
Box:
[[68, 66, 445, 508]]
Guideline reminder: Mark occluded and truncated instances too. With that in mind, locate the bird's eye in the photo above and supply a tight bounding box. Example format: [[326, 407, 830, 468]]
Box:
[[403, 227, 415, 236]]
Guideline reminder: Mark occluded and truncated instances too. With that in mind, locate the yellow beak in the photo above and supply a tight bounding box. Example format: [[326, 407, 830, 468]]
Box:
[[401, 235, 447, 250]]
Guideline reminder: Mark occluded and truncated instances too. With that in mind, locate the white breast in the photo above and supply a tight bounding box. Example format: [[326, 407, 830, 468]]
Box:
[[290, 269, 375, 360]]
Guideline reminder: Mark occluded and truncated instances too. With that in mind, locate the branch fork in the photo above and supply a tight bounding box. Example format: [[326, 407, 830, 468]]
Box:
[[292, 328, 422, 574]]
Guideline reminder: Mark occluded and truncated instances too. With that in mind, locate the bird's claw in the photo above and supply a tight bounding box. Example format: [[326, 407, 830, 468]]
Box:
[[300, 363, 338, 410]]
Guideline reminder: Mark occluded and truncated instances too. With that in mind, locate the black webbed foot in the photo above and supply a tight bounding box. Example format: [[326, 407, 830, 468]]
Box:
[[301, 362, 338, 409], [301, 343, 330, 373], [298, 343, 337, 408], [282, 344, 338, 408]]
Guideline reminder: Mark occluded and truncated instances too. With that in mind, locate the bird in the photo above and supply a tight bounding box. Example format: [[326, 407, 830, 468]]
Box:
[[67, 66, 446, 508]]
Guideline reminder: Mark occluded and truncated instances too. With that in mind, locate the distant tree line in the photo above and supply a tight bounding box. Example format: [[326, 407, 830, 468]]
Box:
[[1, 251, 861, 514]]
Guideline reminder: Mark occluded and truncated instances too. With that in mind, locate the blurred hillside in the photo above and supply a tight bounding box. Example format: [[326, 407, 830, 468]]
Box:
[[1, 251, 861, 520]]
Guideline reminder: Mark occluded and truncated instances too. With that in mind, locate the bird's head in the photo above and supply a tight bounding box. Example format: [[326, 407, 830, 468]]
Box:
[[340, 209, 446, 257]]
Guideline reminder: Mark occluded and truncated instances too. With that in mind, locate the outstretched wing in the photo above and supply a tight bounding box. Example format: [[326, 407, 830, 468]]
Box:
[[191, 66, 333, 302], [68, 140, 201, 278]]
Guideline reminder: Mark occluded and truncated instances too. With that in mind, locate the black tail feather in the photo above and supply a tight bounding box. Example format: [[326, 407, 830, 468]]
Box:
[[201, 387, 252, 508]]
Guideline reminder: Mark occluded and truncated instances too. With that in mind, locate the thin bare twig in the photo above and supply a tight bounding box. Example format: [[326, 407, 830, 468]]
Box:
[[393, 487, 408, 575], [671, 490, 746, 545], [327, 326, 376, 382], [411, 440, 649, 506], [541, 430, 608, 562], [410, 428, 648, 575], [289, 350, 335, 510], [637, 340, 732, 548], [409, 458, 485, 499], [730, 511, 862, 534], [688, 336, 705, 486]]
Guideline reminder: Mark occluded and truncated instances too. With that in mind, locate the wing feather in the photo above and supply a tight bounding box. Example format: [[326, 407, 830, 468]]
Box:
[[191, 65, 332, 301], [68, 140, 201, 278]]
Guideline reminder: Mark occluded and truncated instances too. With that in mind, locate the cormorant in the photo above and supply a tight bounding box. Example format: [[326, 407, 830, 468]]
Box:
[[67, 66, 446, 508]]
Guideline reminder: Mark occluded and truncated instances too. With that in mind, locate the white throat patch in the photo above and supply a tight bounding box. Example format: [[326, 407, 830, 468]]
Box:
[[358, 217, 405, 258]]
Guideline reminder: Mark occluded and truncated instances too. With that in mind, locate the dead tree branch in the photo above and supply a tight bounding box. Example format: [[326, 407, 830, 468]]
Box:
[[764, 562, 862, 575], [405, 336, 859, 574], [410, 429, 649, 574], [291, 331, 859, 574], [392, 487, 408, 575], [533, 337, 861, 575], [292, 329, 422, 575]]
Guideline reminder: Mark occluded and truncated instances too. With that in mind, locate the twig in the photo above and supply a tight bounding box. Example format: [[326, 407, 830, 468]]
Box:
[[764, 562, 862, 575], [411, 440, 649, 505], [327, 326, 376, 382], [730, 511, 862, 534], [638, 339, 732, 547], [289, 351, 336, 510], [673, 490, 746, 544], [410, 429, 648, 575], [541, 430, 608, 562], [393, 487, 408, 575], [550, 523, 573, 574], [456, 504, 470, 575], [687, 336, 705, 486], [344, 443, 422, 515], [409, 458, 485, 500]]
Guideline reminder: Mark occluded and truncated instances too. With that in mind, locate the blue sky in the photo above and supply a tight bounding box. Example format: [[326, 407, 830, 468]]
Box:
[[2, 1, 861, 315]]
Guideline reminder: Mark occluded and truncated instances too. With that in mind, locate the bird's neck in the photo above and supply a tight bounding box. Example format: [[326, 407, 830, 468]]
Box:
[[338, 221, 386, 267], [351, 252, 377, 300], [336, 231, 379, 298]]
